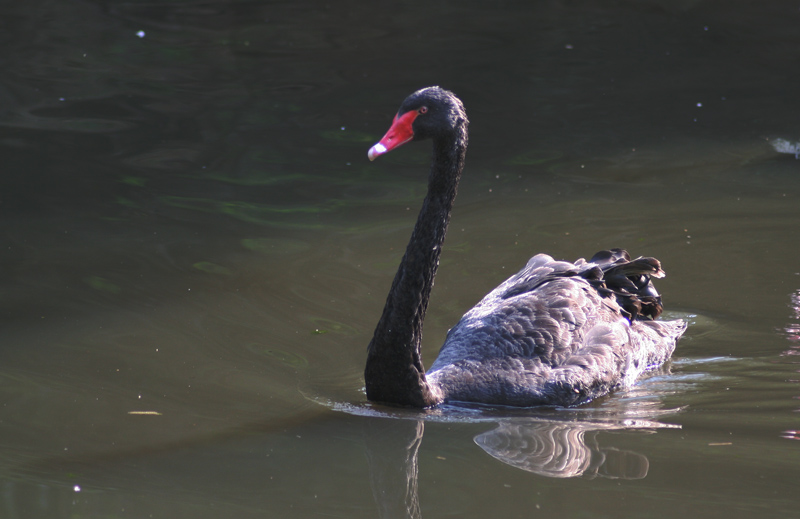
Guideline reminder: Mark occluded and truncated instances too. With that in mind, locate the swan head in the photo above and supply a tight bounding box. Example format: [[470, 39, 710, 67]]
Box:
[[368, 86, 468, 161]]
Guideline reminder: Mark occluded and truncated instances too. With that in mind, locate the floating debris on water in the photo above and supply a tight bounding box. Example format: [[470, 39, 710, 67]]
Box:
[[770, 138, 800, 159]]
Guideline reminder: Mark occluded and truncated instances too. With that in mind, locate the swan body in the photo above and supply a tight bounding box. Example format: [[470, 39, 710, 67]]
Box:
[[364, 86, 686, 408]]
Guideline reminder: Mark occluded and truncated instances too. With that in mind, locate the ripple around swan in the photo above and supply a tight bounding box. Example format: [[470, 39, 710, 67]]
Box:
[[307, 387, 684, 429]]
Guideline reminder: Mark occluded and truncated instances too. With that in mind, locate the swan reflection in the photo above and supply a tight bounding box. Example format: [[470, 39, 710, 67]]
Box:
[[353, 385, 681, 518], [474, 419, 652, 479]]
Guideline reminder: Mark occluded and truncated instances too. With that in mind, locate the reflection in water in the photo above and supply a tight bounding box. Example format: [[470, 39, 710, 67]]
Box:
[[475, 420, 650, 479], [780, 288, 800, 440], [365, 419, 423, 519], [361, 391, 680, 518]]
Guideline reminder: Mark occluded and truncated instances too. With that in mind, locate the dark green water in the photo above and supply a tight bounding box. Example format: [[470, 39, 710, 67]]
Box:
[[1, 1, 800, 517]]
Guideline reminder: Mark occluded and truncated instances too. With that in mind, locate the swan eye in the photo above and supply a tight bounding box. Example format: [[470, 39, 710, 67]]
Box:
[[418, 106, 428, 114]]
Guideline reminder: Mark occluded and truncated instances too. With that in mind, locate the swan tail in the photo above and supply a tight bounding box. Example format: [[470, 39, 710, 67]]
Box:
[[584, 248, 667, 321]]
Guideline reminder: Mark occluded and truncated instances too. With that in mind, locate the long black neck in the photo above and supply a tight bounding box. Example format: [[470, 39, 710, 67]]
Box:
[[365, 125, 467, 407]]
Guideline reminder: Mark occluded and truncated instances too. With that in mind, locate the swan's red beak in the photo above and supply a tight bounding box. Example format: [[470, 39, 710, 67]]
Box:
[[368, 110, 419, 161]]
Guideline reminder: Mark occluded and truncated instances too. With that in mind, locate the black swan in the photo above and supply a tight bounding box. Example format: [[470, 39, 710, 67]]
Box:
[[364, 86, 687, 408]]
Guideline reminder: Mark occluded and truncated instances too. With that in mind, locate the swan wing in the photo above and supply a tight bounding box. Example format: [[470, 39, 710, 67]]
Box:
[[427, 253, 686, 406]]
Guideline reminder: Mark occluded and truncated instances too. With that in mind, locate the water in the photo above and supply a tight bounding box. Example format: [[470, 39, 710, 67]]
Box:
[[1, 0, 800, 517]]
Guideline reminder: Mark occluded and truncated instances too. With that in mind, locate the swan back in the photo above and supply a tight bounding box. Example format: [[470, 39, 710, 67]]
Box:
[[427, 251, 686, 406]]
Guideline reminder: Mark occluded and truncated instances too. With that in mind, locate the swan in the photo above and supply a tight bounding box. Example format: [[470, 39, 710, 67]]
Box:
[[364, 86, 687, 408]]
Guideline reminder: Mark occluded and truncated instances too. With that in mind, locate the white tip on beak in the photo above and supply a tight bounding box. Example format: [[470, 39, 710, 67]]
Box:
[[368, 143, 387, 161]]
